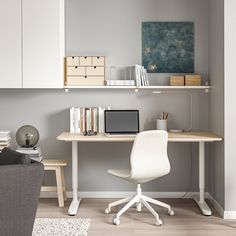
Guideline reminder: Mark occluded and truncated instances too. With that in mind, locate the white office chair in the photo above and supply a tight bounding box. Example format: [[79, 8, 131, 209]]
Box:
[[105, 130, 174, 226]]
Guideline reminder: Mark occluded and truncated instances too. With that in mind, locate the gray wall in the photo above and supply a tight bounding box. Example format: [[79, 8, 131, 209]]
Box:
[[0, 0, 210, 193], [208, 0, 225, 208]]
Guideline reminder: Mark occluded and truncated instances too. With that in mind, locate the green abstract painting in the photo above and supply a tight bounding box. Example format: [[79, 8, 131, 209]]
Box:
[[142, 22, 194, 73]]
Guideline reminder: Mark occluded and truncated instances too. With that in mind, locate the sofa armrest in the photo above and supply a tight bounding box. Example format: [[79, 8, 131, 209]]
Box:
[[0, 162, 44, 236]]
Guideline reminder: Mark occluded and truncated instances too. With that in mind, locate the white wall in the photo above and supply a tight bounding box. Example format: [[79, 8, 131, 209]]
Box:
[[224, 0, 236, 213], [208, 0, 224, 208], [0, 0, 210, 193]]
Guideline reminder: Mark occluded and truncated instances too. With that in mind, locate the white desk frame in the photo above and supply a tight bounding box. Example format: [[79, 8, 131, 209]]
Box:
[[57, 132, 222, 216]]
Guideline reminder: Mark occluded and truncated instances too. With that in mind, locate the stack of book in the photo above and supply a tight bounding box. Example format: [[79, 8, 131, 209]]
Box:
[[0, 131, 11, 152], [16, 147, 43, 162], [70, 106, 111, 134], [134, 64, 149, 86]]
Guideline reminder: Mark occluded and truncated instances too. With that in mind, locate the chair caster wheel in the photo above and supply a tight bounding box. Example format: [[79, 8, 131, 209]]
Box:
[[169, 210, 175, 216], [105, 208, 111, 214], [155, 219, 163, 226], [113, 216, 120, 226]]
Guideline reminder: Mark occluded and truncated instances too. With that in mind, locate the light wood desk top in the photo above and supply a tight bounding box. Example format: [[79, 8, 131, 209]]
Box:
[[57, 132, 222, 143]]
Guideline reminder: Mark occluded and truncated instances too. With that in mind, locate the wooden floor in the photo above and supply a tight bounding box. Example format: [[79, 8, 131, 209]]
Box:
[[37, 198, 236, 236]]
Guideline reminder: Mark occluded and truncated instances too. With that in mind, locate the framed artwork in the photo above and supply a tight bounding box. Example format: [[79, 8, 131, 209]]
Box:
[[142, 22, 194, 73]]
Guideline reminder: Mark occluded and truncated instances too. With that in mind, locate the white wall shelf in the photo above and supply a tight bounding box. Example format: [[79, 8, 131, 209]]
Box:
[[64, 85, 210, 93]]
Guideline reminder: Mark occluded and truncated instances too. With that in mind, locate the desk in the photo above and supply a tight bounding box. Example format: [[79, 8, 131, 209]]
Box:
[[57, 132, 222, 216]]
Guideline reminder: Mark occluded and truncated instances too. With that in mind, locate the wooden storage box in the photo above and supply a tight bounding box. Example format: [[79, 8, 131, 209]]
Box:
[[185, 74, 202, 86], [170, 76, 185, 86], [65, 56, 105, 86]]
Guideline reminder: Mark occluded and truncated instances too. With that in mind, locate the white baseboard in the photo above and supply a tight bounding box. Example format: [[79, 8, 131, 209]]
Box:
[[206, 193, 236, 219], [223, 211, 236, 219], [206, 193, 224, 218], [40, 191, 195, 199]]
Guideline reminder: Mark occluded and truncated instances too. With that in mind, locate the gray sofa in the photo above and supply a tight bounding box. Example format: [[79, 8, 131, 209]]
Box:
[[0, 148, 44, 236]]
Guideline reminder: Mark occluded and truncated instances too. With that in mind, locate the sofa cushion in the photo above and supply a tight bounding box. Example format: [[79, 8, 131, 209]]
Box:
[[0, 148, 31, 165]]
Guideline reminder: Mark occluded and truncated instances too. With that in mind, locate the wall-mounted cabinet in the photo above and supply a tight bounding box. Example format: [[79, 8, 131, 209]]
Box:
[[0, 0, 65, 88], [22, 0, 65, 88], [0, 0, 22, 88]]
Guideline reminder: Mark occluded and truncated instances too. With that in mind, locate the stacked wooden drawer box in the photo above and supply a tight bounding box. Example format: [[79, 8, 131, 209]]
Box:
[[65, 56, 105, 86], [185, 74, 201, 86], [170, 74, 202, 86], [170, 76, 185, 86]]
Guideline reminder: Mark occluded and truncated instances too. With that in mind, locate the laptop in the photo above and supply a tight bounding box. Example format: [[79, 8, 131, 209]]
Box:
[[105, 110, 139, 136]]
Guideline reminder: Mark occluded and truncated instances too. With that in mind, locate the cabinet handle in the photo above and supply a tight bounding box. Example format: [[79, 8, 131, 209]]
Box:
[[94, 66, 96, 69], [85, 57, 87, 59], [97, 56, 99, 59], [85, 76, 87, 78], [75, 66, 78, 69]]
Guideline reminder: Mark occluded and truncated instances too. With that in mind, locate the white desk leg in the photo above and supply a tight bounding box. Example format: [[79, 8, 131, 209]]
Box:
[[193, 141, 212, 216], [68, 141, 81, 216]]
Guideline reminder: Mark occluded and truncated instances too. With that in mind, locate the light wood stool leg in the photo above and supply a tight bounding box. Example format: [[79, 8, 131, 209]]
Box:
[[61, 167, 67, 201], [55, 167, 64, 207]]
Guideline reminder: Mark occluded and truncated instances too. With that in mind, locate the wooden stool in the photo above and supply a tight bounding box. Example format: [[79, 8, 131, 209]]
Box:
[[41, 159, 67, 207]]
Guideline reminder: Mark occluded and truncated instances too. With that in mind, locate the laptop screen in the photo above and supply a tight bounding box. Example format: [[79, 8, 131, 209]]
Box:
[[105, 110, 139, 134]]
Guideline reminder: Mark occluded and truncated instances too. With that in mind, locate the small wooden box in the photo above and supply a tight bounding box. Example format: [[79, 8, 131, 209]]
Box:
[[170, 76, 185, 86], [185, 74, 202, 86], [65, 56, 105, 86]]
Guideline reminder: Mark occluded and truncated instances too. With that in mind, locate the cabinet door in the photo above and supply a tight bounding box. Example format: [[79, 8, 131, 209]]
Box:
[[0, 0, 22, 88], [22, 0, 65, 88]]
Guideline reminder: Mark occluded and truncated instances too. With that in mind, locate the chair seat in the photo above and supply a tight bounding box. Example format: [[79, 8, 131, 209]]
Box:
[[107, 169, 156, 183], [108, 169, 131, 179]]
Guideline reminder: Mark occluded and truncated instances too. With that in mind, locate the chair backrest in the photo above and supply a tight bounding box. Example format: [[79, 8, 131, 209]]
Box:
[[130, 130, 170, 180]]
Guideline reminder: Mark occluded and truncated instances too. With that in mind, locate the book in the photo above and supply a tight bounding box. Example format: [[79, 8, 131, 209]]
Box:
[[16, 146, 42, 155], [0, 136, 11, 141], [70, 107, 75, 133], [98, 107, 105, 133], [16, 146, 43, 162], [74, 107, 80, 133], [0, 131, 10, 136], [86, 108, 92, 131], [134, 65, 149, 86], [143, 69, 149, 86], [80, 108, 87, 133], [91, 107, 98, 133], [70, 107, 81, 133]]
